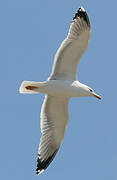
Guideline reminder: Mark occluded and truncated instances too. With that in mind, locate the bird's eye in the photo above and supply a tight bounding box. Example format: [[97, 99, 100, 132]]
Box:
[[89, 89, 93, 92]]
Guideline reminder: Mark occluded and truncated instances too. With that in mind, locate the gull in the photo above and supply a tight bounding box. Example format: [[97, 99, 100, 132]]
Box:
[[19, 7, 101, 175]]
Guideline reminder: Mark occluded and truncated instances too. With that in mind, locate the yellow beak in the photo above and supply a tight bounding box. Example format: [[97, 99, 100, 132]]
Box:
[[93, 93, 102, 100]]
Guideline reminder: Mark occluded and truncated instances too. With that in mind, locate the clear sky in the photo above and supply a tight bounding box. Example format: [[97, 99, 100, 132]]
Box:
[[0, 0, 117, 179]]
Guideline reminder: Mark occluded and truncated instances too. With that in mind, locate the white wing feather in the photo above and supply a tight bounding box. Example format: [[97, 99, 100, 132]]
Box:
[[49, 7, 91, 81], [36, 95, 69, 174], [36, 7, 91, 175]]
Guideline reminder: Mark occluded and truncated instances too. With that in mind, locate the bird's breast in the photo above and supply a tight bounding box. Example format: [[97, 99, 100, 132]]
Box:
[[39, 80, 83, 98]]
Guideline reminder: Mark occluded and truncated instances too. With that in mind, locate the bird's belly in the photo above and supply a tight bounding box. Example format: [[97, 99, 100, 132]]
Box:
[[39, 80, 81, 98]]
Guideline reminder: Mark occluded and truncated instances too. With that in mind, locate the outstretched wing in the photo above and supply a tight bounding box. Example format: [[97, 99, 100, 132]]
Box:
[[36, 95, 69, 175], [49, 7, 91, 81]]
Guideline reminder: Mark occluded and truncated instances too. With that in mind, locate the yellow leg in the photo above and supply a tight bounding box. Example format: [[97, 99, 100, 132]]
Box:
[[25, 86, 38, 90]]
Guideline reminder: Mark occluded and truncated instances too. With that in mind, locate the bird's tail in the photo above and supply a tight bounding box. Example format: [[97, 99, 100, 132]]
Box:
[[19, 81, 43, 94]]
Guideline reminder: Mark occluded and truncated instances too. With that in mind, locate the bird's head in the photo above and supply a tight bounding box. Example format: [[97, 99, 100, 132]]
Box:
[[75, 82, 102, 100]]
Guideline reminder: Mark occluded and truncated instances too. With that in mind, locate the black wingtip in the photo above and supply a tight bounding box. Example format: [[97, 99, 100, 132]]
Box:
[[36, 150, 58, 175], [73, 6, 90, 27]]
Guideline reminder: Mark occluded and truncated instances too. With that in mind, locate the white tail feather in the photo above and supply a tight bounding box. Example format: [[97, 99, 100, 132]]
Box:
[[19, 81, 43, 94]]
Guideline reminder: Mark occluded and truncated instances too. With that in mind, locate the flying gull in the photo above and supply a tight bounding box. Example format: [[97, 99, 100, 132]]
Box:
[[19, 7, 101, 175]]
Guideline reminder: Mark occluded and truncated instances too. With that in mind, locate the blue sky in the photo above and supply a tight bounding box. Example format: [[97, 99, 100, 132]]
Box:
[[0, 0, 117, 179]]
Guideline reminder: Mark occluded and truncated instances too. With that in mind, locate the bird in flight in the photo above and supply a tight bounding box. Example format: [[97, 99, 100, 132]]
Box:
[[19, 6, 101, 175]]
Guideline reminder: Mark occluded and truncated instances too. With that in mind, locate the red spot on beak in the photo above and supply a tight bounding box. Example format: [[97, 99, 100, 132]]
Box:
[[93, 93, 102, 100]]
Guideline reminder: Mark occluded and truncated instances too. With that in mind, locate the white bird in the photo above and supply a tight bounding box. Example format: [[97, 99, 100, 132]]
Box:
[[19, 7, 101, 175]]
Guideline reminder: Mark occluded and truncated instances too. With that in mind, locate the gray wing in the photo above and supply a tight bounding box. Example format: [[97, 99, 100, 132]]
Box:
[[36, 95, 69, 174], [49, 7, 91, 81]]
